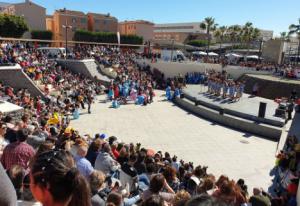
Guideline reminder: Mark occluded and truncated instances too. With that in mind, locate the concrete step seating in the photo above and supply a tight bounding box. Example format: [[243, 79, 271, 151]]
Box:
[[34, 80, 60, 96]]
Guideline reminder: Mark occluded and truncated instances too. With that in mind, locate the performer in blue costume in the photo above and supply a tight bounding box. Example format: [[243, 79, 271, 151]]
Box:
[[174, 88, 181, 98], [112, 99, 120, 108], [136, 95, 145, 105], [229, 82, 236, 100], [73, 105, 80, 119], [108, 87, 114, 101], [166, 86, 172, 100]]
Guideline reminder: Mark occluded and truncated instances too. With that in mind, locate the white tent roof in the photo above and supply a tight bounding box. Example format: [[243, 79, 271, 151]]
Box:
[[246, 55, 260, 59], [208, 52, 219, 56], [225, 53, 243, 58], [192, 51, 207, 55]]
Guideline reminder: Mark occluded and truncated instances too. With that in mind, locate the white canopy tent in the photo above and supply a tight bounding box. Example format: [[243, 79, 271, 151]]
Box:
[[192, 51, 207, 56], [246, 55, 262, 60], [225, 53, 243, 58], [208, 52, 219, 56]]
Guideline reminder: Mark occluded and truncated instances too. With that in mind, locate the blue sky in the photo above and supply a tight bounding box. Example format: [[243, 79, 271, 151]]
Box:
[[5, 0, 300, 36]]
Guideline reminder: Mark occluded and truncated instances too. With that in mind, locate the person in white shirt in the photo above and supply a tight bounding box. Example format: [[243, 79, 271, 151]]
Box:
[[0, 122, 8, 158]]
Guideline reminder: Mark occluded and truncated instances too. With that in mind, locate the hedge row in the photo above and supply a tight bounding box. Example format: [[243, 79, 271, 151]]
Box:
[[187, 40, 209, 47], [74, 30, 143, 45], [31, 30, 53, 40]]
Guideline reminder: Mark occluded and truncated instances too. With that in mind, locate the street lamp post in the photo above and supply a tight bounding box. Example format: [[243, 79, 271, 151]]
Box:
[[62, 19, 72, 59]]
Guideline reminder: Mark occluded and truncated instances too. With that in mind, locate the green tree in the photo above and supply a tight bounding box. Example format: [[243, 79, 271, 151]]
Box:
[[228, 25, 242, 43], [214, 26, 227, 51], [187, 40, 208, 47], [241, 22, 260, 56], [184, 34, 198, 44], [31, 30, 53, 40], [0, 14, 28, 38], [289, 18, 300, 64], [280, 32, 291, 63], [200, 17, 218, 53], [280, 32, 289, 40]]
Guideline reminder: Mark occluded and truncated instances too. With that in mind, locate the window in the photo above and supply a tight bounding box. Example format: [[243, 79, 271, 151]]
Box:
[[81, 18, 87, 24], [95, 19, 100, 24], [72, 18, 76, 23], [103, 20, 107, 25]]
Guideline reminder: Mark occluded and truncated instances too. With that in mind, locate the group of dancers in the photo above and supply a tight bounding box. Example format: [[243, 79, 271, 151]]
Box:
[[107, 79, 155, 108], [207, 77, 245, 101]]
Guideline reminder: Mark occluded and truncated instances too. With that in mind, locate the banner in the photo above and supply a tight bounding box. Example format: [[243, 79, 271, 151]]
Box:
[[117, 32, 120, 46]]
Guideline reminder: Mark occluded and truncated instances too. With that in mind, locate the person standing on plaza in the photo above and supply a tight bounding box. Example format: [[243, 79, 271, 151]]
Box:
[[252, 83, 259, 97], [87, 91, 93, 114], [287, 100, 294, 120]]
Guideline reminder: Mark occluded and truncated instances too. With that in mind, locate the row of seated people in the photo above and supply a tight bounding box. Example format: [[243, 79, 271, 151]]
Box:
[[1, 117, 292, 206]]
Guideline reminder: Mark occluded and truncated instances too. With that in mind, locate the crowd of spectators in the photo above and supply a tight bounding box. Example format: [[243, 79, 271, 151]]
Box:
[[0, 41, 298, 206], [0, 118, 281, 206], [143, 51, 300, 80]]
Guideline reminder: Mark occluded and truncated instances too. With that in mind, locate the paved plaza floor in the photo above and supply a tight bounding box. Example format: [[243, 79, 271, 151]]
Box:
[[71, 90, 278, 191]]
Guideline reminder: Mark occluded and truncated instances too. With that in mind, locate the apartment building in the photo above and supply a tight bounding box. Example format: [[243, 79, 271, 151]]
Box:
[[87, 12, 118, 33], [46, 9, 119, 45], [119, 20, 154, 42], [46, 9, 88, 45], [154, 22, 206, 43]]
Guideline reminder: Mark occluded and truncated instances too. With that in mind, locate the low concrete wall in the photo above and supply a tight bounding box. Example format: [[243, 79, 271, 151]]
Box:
[[239, 74, 300, 99], [94, 61, 117, 79], [174, 97, 282, 140], [57, 59, 94, 78], [56, 59, 111, 86], [183, 92, 284, 127], [0, 64, 44, 97], [137, 59, 271, 79]]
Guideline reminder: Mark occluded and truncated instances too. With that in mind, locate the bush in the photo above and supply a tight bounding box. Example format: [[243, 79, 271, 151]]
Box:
[[231, 44, 249, 50], [74, 30, 143, 45], [187, 40, 208, 47], [31, 30, 53, 40], [121, 35, 143, 45], [0, 14, 28, 38]]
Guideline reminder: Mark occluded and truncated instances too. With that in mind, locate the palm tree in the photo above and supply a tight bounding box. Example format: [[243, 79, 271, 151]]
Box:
[[280, 32, 288, 40], [200, 17, 218, 53], [280, 32, 291, 63], [228, 25, 242, 43], [241, 22, 260, 57], [214, 26, 227, 53], [289, 18, 300, 64]]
